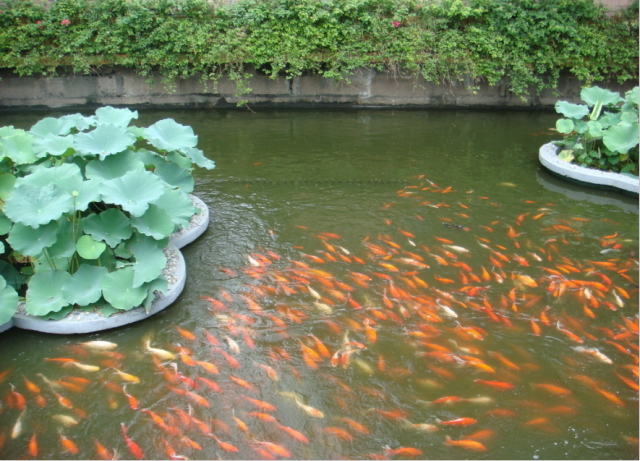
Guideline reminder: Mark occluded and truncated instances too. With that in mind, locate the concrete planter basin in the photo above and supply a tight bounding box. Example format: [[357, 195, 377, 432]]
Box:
[[539, 142, 639, 195]]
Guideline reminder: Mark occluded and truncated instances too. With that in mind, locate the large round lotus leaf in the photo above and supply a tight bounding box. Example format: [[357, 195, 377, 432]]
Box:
[[95, 106, 139, 127], [555, 101, 589, 120], [85, 150, 145, 181], [0, 261, 24, 290], [130, 204, 175, 240], [0, 282, 18, 325], [555, 118, 574, 134], [130, 235, 167, 287], [33, 253, 70, 272], [101, 266, 148, 311], [135, 148, 164, 168], [603, 123, 640, 154], [100, 169, 165, 217], [580, 86, 623, 107], [0, 131, 37, 165], [62, 264, 108, 306], [587, 120, 603, 138], [181, 147, 216, 170], [47, 217, 77, 259], [152, 188, 195, 228], [76, 234, 107, 259], [154, 162, 195, 193], [5, 183, 74, 228], [17, 162, 82, 189], [33, 134, 74, 158], [0, 212, 13, 235], [144, 119, 198, 152], [0, 174, 16, 201], [166, 151, 193, 170], [141, 276, 168, 312], [25, 270, 72, 316], [625, 87, 639, 106], [7, 221, 59, 257], [29, 117, 72, 137], [59, 113, 96, 132], [82, 208, 132, 247], [74, 124, 136, 159]]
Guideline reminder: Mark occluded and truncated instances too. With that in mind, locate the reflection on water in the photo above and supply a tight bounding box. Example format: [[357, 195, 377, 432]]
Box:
[[0, 109, 637, 460]]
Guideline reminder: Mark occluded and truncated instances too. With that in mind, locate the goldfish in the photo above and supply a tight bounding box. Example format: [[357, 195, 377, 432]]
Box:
[[120, 423, 144, 459], [383, 446, 423, 458], [444, 435, 488, 451], [59, 432, 79, 455]]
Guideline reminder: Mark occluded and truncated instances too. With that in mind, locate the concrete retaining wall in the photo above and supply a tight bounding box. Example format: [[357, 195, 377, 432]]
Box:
[[0, 67, 635, 110]]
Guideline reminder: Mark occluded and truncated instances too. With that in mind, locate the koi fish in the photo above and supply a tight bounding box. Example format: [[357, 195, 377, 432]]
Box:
[[120, 423, 144, 459], [444, 435, 487, 452]]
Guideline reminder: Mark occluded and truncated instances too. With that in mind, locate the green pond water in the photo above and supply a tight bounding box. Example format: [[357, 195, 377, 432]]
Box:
[[0, 109, 637, 460]]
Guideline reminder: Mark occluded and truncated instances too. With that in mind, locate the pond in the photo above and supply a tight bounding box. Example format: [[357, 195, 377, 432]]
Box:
[[0, 109, 637, 460]]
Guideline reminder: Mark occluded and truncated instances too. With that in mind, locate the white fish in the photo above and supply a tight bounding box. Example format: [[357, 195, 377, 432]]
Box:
[[443, 244, 469, 254], [292, 395, 324, 418], [80, 340, 118, 351], [63, 361, 100, 372], [11, 409, 26, 439], [224, 335, 241, 354], [336, 245, 351, 255], [613, 290, 625, 308], [408, 239, 416, 247], [353, 358, 375, 375], [143, 339, 176, 360], [52, 414, 79, 427], [247, 255, 261, 267], [37, 373, 62, 391], [466, 396, 494, 405], [314, 301, 333, 314], [573, 346, 613, 364], [307, 285, 321, 300], [436, 300, 458, 319]]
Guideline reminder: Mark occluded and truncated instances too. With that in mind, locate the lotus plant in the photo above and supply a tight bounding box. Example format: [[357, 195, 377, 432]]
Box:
[[0, 107, 215, 324]]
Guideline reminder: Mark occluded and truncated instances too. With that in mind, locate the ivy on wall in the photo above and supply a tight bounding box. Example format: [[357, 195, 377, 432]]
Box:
[[0, 0, 637, 100]]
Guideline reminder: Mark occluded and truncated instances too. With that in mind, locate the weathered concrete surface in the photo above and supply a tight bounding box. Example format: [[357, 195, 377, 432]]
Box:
[[0, 67, 635, 110]]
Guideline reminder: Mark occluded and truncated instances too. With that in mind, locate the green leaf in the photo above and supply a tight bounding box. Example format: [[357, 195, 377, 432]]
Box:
[[4, 183, 73, 228], [101, 266, 148, 311], [47, 217, 77, 259], [0, 212, 13, 235], [25, 270, 72, 316], [0, 174, 16, 201], [555, 118, 574, 134], [85, 150, 145, 181], [62, 264, 108, 306], [130, 204, 175, 239], [555, 101, 589, 119], [625, 87, 639, 106], [74, 124, 136, 159], [129, 235, 167, 287], [587, 120, 603, 138], [40, 305, 74, 320], [100, 169, 166, 217], [603, 123, 640, 155], [152, 188, 196, 228], [135, 149, 164, 168], [0, 131, 37, 165], [580, 86, 623, 106], [95, 106, 138, 127], [154, 162, 195, 193], [32, 134, 75, 158], [0, 261, 24, 290], [29, 117, 71, 137], [0, 281, 18, 325], [558, 150, 574, 162], [59, 113, 96, 132], [7, 221, 59, 257], [166, 151, 193, 170], [82, 208, 133, 247], [76, 234, 107, 259], [181, 147, 216, 170], [144, 119, 198, 152]]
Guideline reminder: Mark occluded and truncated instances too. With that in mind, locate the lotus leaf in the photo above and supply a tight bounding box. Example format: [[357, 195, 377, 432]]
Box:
[[100, 169, 166, 217], [580, 86, 623, 106], [5, 183, 74, 228], [134, 149, 164, 168], [181, 147, 216, 170], [142, 277, 168, 313], [7, 221, 59, 257], [85, 150, 145, 181], [62, 264, 108, 306], [40, 305, 74, 320], [95, 106, 138, 127], [625, 87, 639, 106], [76, 235, 107, 259], [0, 261, 23, 290], [558, 150, 574, 162], [82, 208, 132, 247], [47, 217, 77, 259], [25, 270, 72, 315], [32, 134, 74, 158], [152, 188, 196, 228], [0, 174, 16, 200], [587, 121, 603, 138], [0, 212, 13, 235], [16, 164, 97, 210], [603, 123, 640, 154], [166, 151, 193, 170], [74, 124, 136, 159], [59, 113, 96, 132], [0, 131, 37, 165], [101, 266, 148, 311], [130, 204, 175, 240], [555, 118, 574, 135], [33, 253, 70, 273], [555, 101, 589, 120], [129, 235, 167, 288], [0, 281, 18, 325], [29, 117, 72, 137], [154, 162, 195, 193], [144, 119, 198, 152]]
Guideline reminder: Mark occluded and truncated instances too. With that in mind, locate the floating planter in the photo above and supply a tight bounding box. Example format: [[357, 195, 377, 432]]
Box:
[[539, 142, 639, 195], [0, 107, 216, 334]]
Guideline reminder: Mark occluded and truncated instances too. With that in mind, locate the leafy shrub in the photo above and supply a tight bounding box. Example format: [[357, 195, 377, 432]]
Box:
[[554, 86, 639, 176], [0, 0, 637, 101], [0, 107, 215, 324]]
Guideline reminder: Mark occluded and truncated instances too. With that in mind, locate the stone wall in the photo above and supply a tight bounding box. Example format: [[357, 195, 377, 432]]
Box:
[[0, 67, 635, 111]]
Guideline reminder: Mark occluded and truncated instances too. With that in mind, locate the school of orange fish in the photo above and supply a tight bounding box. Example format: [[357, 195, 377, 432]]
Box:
[[0, 176, 638, 459]]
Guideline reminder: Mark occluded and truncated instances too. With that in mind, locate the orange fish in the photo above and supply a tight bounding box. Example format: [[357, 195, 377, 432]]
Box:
[[444, 435, 487, 452], [474, 379, 516, 391], [437, 417, 477, 426], [59, 432, 79, 455]]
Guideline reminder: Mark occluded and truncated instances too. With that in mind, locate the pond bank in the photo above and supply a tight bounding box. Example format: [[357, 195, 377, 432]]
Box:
[[0, 67, 635, 110]]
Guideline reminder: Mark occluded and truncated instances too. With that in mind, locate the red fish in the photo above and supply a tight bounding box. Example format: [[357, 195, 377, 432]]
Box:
[[121, 423, 144, 459]]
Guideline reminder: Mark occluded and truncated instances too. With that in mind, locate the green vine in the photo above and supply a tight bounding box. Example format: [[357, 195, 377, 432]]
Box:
[[0, 0, 637, 101]]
